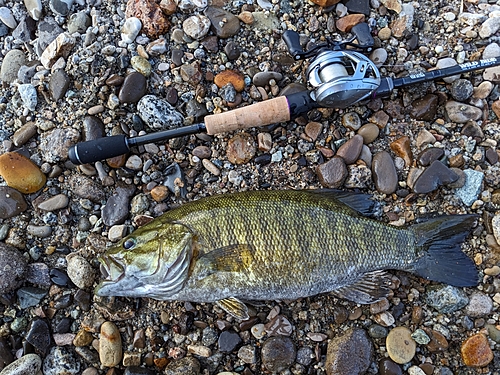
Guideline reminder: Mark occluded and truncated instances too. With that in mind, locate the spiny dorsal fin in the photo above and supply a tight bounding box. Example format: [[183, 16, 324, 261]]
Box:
[[199, 244, 255, 273], [332, 270, 392, 304], [216, 297, 249, 320]]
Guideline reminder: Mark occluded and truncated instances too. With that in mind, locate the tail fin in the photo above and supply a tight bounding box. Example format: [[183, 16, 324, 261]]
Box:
[[410, 215, 478, 287]]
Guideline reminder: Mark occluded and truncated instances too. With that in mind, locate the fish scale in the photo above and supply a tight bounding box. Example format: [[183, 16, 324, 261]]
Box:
[[96, 190, 478, 319]]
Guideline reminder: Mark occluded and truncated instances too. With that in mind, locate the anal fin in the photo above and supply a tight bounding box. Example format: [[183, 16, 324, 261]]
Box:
[[215, 297, 249, 320], [332, 270, 392, 304]]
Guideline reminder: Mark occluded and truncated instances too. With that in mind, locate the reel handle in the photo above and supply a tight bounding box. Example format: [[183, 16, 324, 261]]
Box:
[[350, 23, 374, 50], [282, 30, 303, 60]]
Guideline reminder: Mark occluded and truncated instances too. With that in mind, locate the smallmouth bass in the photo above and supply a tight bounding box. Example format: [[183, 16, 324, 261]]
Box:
[[95, 190, 478, 319]]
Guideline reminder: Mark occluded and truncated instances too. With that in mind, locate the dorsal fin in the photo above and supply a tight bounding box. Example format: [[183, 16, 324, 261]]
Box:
[[307, 189, 381, 217]]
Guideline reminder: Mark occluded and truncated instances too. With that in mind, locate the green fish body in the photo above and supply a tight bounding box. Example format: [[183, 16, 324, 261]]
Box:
[[96, 190, 478, 319]]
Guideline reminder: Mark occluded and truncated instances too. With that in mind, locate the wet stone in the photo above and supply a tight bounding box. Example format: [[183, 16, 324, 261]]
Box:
[[461, 122, 483, 140], [43, 346, 80, 375], [426, 285, 469, 313], [386, 326, 416, 364], [357, 123, 379, 144], [325, 327, 373, 375], [164, 356, 201, 375], [379, 358, 403, 375], [424, 328, 449, 353], [410, 94, 439, 121], [372, 151, 398, 194], [0, 242, 27, 293], [261, 336, 296, 373], [137, 95, 185, 130], [119, 72, 147, 103], [0, 354, 42, 375], [0, 186, 28, 219], [461, 334, 493, 367], [26, 319, 51, 355], [451, 79, 474, 101], [218, 330, 242, 352], [417, 147, 444, 167], [317, 156, 347, 188], [412, 160, 458, 194]]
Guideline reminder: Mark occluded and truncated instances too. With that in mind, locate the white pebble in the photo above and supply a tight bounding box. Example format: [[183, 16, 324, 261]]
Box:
[[23, 0, 43, 20], [18, 84, 38, 112], [0, 7, 17, 29], [121, 17, 142, 44]]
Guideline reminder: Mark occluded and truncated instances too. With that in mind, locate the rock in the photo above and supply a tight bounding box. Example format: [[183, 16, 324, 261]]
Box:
[[49, 0, 74, 16], [372, 151, 398, 194], [13, 122, 37, 147], [119, 72, 147, 103], [66, 254, 96, 290], [102, 185, 136, 226], [126, 0, 170, 38], [479, 16, 500, 38], [342, 112, 362, 131], [0, 186, 28, 219], [43, 346, 80, 375], [99, 322, 122, 367], [386, 327, 416, 364], [410, 94, 439, 121], [493, 213, 500, 245], [214, 70, 245, 92], [121, 17, 142, 44], [445, 101, 482, 123], [164, 357, 201, 375], [0, 152, 46, 193], [412, 160, 458, 194], [426, 285, 469, 313], [0, 7, 17, 29], [357, 123, 379, 144], [37, 194, 69, 211], [18, 83, 38, 112], [39, 127, 80, 163], [237, 345, 256, 364], [69, 175, 105, 202], [67, 11, 91, 34], [379, 358, 402, 375], [305, 122, 323, 141], [317, 156, 348, 188], [464, 292, 493, 318], [417, 148, 444, 167], [253, 71, 282, 86], [370, 48, 388, 67], [1, 49, 27, 83], [131, 55, 151, 77], [454, 169, 483, 206], [461, 334, 494, 367], [40, 32, 76, 69], [137, 95, 184, 130], [451, 79, 474, 101], [336, 14, 365, 32], [226, 133, 256, 164], [261, 336, 296, 373], [183, 14, 211, 40], [436, 58, 460, 83], [325, 327, 373, 375], [205, 7, 240, 38], [0, 354, 42, 375], [390, 136, 412, 167], [336, 135, 363, 164], [49, 69, 70, 101], [218, 330, 242, 352], [26, 319, 51, 355], [0, 243, 27, 294]]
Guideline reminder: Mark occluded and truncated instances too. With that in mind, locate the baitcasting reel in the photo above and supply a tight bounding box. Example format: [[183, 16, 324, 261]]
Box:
[[283, 23, 381, 109]]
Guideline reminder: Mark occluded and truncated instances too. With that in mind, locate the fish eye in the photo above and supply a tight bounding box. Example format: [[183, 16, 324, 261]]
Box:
[[123, 238, 137, 250]]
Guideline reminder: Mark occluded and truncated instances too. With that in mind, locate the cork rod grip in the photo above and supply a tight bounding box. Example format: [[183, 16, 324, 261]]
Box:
[[204, 96, 291, 135]]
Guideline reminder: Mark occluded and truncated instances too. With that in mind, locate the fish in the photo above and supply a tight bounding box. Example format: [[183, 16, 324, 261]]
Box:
[[95, 190, 478, 320]]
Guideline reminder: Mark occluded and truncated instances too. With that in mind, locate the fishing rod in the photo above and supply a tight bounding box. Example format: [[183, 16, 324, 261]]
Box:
[[68, 25, 500, 165]]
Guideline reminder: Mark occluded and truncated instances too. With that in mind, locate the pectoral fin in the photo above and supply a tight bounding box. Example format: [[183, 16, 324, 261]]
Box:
[[216, 297, 249, 320], [199, 244, 255, 273], [332, 270, 392, 304]]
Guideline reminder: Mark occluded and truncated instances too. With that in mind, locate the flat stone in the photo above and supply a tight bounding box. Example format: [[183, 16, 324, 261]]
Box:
[[0, 152, 46, 194], [49, 69, 70, 101], [412, 160, 458, 194], [0, 7, 17, 29], [39, 127, 80, 163], [342, 112, 362, 131], [436, 58, 460, 83], [226, 132, 256, 164], [119, 72, 147, 103], [261, 336, 296, 373], [253, 71, 283, 86], [13, 122, 37, 147], [1, 49, 27, 83], [121, 17, 142, 44], [214, 70, 245, 92], [49, 0, 74, 16], [455, 169, 484, 206], [131, 55, 151, 77], [40, 32, 76, 69], [451, 79, 474, 101], [205, 6, 240, 38], [479, 16, 500, 38], [372, 151, 398, 194], [102, 185, 136, 226], [67, 11, 91, 34], [218, 330, 242, 352], [386, 327, 416, 364], [317, 156, 348, 188], [336, 135, 363, 164], [390, 136, 412, 167], [18, 83, 38, 112], [183, 14, 211, 40], [464, 292, 493, 318], [164, 357, 201, 375], [425, 285, 469, 313], [69, 175, 105, 202], [0, 186, 28, 219], [416, 147, 444, 167], [26, 319, 51, 355], [461, 334, 494, 367], [336, 13, 365, 32], [325, 327, 373, 375], [43, 346, 80, 375], [357, 123, 379, 144], [410, 94, 439, 121]]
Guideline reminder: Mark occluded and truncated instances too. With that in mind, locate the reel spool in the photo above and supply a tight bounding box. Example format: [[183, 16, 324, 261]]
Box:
[[307, 50, 381, 109]]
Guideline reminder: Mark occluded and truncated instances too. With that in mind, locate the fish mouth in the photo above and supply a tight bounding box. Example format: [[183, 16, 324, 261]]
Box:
[[98, 255, 125, 283]]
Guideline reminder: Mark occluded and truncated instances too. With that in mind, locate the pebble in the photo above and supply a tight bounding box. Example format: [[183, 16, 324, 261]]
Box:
[[0, 354, 42, 375], [464, 292, 493, 317], [164, 357, 201, 375], [0, 243, 27, 294], [39, 127, 80, 163], [325, 327, 373, 375], [370, 48, 388, 67], [69, 175, 105, 202], [386, 327, 416, 364], [379, 358, 402, 375], [342, 112, 362, 131], [119, 72, 147, 103], [18, 83, 38, 112], [417, 147, 444, 167], [66, 254, 96, 290], [1, 49, 27, 83], [183, 14, 211, 40], [125, 0, 170, 39], [237, 345, 256, 364], [305, 121, 322, 141], [461, 333, 494, 367], [435, 58, 460, 83], [411, 329, 430, 345], [226, 133, 256, 164], [218, 330, 242, 352], [455, 169, 484, 206], [410, 94, 438, 121], [336, 134, 363, 164], [99, 322, 122, 367], [0, 186, 28, 219], [49, 0, 74, 16], [67, 11, 91, 34], [425, 285, 469, 313], [445, 101, 482, 123], [102, 185, 135, 226], [450, 79, 474, 101], [412, 160, 458, 194], [17, 287, 47, 308], [261, 336, 296, 373], [121, 17, 142, 44], [0, 151, 46, 193], [37, 194, 69, 211], [202, 159, 220, 176], [479, 16, 500, 38], [357, 123, 379, 144], [390, 136, 412, 167], [204, 6, 240, 38], [41, 32, 76, 69], [131, 55, 152, 77], [317, 156, 348, 188], [49, 69, 70, 101], [137, 95, 185, 130], [13, 122, 37, 147], [26, 319, 51, 355], [372, 151, 398, 194], [0, 7, 17, 29], [42, 346, 80, 375], [253, 71, 283, 86], [214, 70, 245, 92]]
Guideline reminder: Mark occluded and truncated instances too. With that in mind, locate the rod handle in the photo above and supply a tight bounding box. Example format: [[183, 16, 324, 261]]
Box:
[[68, 134, 130, 165], [204, 96, 291, 135]]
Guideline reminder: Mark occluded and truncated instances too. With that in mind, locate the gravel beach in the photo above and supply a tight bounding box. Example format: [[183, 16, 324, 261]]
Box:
[[1, 0, 500, 374]]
